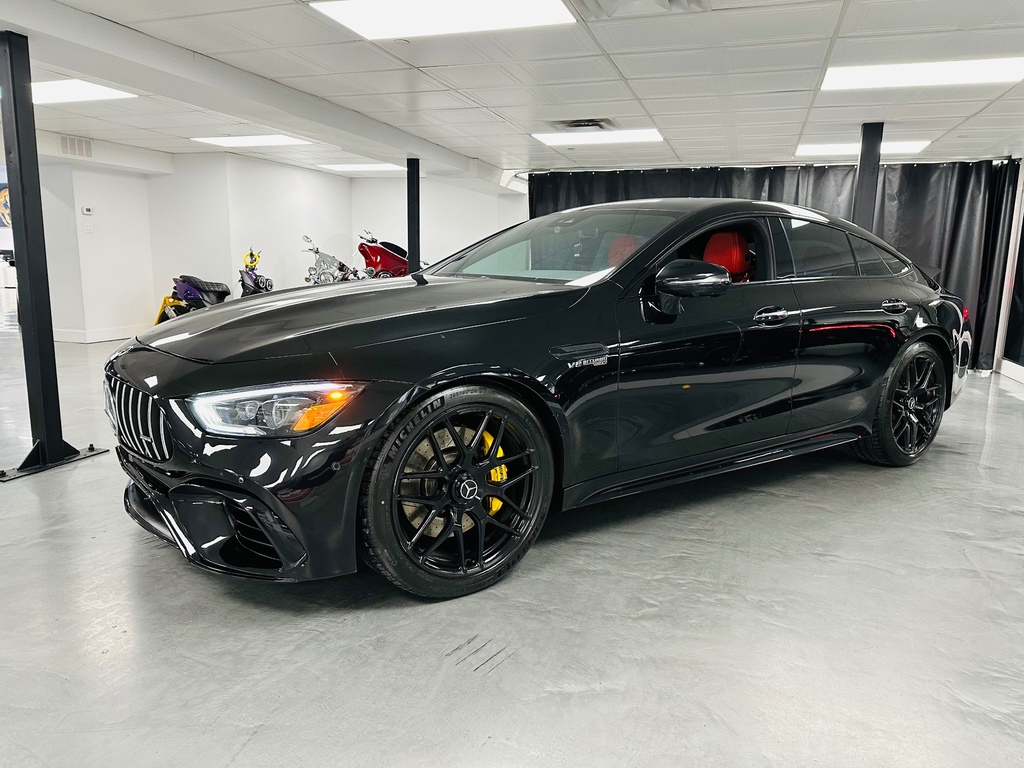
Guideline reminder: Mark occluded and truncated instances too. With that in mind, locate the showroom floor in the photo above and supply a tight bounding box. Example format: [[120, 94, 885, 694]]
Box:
[[2, 322, 1023, 767]]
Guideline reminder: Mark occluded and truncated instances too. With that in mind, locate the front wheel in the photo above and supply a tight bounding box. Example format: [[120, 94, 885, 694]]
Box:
[[852, 341, 946, 467], [360, 386, 554, 598]]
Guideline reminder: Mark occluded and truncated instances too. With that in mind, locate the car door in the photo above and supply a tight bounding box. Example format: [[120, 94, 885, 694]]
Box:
[[771, 217, 916, 434], [616, 217, 802, 471]]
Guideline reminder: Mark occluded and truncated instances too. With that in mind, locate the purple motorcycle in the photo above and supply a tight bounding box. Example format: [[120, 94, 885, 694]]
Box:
[[155, 275, 231, 325]]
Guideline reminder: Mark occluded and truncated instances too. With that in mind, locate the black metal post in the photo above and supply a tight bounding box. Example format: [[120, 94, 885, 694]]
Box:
[[0, 31, 105, 481], [852, 122, 884, 231], [406, 158, 421, 272]]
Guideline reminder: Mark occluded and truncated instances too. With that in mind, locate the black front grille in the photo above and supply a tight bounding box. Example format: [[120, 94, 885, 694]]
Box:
[[106, 374, 172, 463]]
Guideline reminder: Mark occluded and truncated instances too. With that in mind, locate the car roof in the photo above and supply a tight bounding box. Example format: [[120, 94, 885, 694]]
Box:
[[553, 197, 887, 250]]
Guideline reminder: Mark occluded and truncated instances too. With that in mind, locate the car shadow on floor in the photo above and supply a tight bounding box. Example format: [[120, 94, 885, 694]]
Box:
[[209, 449, 850, 613]]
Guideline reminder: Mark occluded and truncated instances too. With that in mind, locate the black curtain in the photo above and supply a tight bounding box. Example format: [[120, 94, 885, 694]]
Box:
[[1003, 234, 1024, 366], [529, 161, 1020, 369]]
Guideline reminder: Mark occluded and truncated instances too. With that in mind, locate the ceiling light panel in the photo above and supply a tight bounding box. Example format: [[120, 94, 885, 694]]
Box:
[[533, 128, 664, 146], [319, 163, 405, 171], [822, 58, 1024, 90], [192, 135, 311, 147], [795, 141, 931, 156], [32, 80, 138, 105], [310, 0, 576, 39]]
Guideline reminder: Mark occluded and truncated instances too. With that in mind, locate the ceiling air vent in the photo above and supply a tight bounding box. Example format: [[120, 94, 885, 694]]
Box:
[[59, 135, 93, 159], [548, 118, 617, 132]]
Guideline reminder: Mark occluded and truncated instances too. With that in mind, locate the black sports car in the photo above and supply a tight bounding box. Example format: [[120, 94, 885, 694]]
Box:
[[105, 199, 971, 598]]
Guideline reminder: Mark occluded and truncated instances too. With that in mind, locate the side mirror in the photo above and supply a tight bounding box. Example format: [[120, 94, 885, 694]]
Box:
[[302, 235, 313, 244], [655, 259, 731, 315]]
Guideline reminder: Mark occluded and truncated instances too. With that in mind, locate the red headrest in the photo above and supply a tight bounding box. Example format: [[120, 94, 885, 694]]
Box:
[[704, 232, 752, 282], [608, 235, 639, 267]]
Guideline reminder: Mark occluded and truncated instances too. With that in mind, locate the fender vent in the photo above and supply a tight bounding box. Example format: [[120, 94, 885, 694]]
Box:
[[59, 135, 93, 159]]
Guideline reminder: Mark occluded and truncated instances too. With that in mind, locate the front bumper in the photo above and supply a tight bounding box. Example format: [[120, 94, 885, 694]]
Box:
[[120, 450, 312, 580], [107, 343, 412, 581]]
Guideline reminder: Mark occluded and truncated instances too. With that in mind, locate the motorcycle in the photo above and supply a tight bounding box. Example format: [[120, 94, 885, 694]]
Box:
[[239, 248, 274, 297], [303, 232, 409, 285], [154, 275, 231, 325], [357, 231, 409, 278]]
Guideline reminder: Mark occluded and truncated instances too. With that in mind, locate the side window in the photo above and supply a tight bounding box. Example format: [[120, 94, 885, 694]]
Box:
[[849, 236, 891, 276], [780, 219, 857, 278], [849, 235, 909, 276], [666, 220, 769, 284]]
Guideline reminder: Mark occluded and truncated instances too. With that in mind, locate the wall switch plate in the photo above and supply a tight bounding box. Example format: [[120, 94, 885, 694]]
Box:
[[81, 207, 93, 215]]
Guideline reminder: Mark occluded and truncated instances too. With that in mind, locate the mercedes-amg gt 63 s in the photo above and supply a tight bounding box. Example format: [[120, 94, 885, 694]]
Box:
[[105, 199, 972, 598]]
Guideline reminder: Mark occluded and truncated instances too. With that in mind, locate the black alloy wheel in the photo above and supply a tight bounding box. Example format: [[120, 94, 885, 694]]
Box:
[[360, 386, 554, 598], [852, 341, 947, 467]]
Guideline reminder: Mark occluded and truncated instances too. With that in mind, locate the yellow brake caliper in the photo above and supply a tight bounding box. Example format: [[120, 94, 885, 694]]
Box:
[[480, 431, 507, 516]]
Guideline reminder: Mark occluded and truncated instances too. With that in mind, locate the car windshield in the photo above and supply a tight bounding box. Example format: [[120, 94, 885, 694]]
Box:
[[430, 208, 679, 285]]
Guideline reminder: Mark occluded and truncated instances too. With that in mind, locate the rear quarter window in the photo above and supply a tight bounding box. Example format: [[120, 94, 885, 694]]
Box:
[[849, 235, 909, 276], [780, 219, 857, 278]]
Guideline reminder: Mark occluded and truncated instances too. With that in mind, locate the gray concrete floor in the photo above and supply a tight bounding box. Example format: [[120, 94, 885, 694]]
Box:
[[2, 305, 1024, 766]]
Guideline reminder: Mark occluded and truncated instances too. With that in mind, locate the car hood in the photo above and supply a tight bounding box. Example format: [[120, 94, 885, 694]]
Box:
[[137, 275, 587, 364]]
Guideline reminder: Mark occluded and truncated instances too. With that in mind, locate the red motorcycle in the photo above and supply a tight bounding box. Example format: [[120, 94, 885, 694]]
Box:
[[357, 231, 409, 278]]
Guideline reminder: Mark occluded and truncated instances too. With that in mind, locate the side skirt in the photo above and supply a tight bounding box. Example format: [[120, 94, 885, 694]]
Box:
[[563, 430, 862, 510]]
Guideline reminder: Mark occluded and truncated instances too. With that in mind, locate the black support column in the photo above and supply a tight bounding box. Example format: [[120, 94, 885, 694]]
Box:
[[406, 158, 421, 273], [0, 31, 104, 481], [852, 121, 883, 231]]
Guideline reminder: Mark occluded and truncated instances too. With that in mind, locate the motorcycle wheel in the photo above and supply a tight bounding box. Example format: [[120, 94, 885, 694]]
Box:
[[376, 271, 394, 279]]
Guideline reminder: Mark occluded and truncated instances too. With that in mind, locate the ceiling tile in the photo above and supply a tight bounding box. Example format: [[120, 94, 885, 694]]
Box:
[[54, 0, 287, 24], [829, 27, 1024, 66], [494, 100, 648, 125], [549, 81, 635, 103], [841, 0, 977, 36], [485, 26, 603, 60], [343, 69, 450, 93], [591, 2, 839, 53], [212, 5, 358, 48], [377, 38, 504, 68], [216, 49, 328, 79], [630, 69, 822, 99], [274, 74, 377, 98], [280, 42, 408, 75], [426, 64, 530, 90]]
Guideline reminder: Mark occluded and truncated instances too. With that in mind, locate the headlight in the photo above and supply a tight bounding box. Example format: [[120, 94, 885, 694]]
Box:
[[186, 382, 365, 437]]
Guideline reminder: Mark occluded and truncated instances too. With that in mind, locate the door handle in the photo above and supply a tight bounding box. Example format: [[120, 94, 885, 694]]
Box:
[[881, 299, 908, 314], [753, 306, 789, 325]]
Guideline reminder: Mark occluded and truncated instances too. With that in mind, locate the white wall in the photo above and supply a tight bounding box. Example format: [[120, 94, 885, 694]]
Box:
[[72, 167, 156, 340], [147, 154, 231, 308], [39, 163, 87, 341], [225, 154, 352, 291], [38, 163, 157, 342], [33, 150, 526, 343], [350, 178, 529, 265]]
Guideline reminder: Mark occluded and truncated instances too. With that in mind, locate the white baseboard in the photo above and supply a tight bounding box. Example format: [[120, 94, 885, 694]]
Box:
[[53, 324, 146, 344], [999, 359, 1024, 385], [53, 328, 89, 343]]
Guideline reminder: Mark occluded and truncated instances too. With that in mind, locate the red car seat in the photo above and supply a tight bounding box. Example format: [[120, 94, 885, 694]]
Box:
[[703, 232, 753, 283], [607, 235, 639, 267]]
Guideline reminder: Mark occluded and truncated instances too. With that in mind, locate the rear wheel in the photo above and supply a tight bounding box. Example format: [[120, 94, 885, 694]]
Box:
[[852, 341, 946, 466], [360, 386, 554, 598]]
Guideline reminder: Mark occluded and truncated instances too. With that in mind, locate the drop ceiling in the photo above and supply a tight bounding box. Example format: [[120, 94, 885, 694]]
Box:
[[8, 0, 1024, 179]]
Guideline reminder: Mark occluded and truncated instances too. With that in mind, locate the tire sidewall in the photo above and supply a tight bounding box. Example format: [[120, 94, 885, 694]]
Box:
[[875, 341, 946, 466], [362, 385, 554, 598]]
